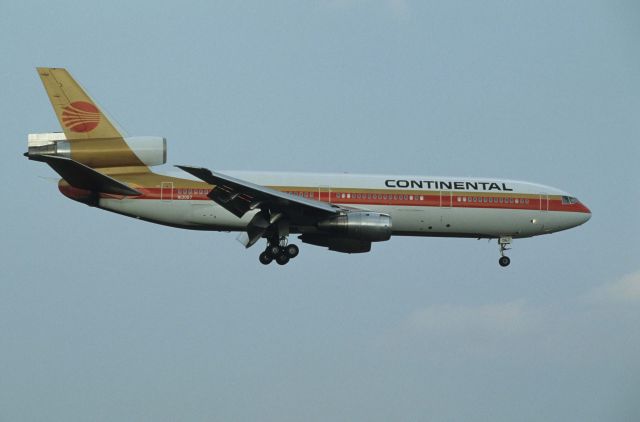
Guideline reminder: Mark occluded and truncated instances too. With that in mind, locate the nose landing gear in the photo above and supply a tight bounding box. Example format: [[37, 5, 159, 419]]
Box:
[[498, 237, 512, 267], [498, 256, 511, 267], [259, 236, 300, 265]]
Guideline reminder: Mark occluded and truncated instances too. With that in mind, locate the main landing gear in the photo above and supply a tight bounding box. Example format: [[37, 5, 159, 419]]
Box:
[[259, 236, 299, 265], [498, 237, 512, 267]]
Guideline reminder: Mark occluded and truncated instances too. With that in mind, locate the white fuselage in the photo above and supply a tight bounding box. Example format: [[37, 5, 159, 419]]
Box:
[[96, 170, 591, 239]]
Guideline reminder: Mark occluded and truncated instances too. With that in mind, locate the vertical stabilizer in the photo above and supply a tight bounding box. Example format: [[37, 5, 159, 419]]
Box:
[[37, 67, 123, 140], [33, 67, 151, 171]]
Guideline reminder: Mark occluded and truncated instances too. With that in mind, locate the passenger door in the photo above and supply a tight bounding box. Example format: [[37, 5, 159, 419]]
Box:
[[161, 182, 173, 202], [539, 194, 549, 212], [318, 186, 332, 203], [440, 191, 452, 208]]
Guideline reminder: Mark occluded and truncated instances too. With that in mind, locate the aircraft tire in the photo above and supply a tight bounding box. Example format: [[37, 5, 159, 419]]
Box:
[[285, 244, 299, 258], [259, 251, 273, 265], [275, 254, 290, 265], [267, 245, 281, 258], [499, 256, 511, 267]]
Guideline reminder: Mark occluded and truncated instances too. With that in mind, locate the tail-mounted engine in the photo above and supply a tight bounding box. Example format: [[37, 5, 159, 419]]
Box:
[[26, 133, 167, 168]]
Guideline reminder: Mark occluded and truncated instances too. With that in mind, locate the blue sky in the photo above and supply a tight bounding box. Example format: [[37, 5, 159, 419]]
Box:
[[1, 1, 639, 421]]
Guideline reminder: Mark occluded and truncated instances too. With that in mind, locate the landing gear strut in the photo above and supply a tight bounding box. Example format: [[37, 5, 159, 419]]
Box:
[[498, 237, 512, 267], [259, 236, 299, 265]]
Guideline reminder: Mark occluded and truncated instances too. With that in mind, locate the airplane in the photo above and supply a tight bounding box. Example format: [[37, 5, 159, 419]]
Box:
[[25, 67, 591, 267]]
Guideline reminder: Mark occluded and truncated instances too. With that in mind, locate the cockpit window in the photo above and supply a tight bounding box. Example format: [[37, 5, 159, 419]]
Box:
[[562, 196, 579, 205]]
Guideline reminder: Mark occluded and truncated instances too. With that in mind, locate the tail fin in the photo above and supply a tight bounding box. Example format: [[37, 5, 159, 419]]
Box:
[[37, 67, 123, 140], [30, 68, 164, 171]]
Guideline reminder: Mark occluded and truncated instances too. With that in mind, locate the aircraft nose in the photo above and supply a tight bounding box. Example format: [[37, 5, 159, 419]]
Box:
[[576, 203, 592, 225], [580, 211, 591, 225]]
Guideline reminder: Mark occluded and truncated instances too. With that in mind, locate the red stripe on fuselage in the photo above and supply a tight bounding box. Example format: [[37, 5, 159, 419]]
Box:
[[112, 187, 590, 214]]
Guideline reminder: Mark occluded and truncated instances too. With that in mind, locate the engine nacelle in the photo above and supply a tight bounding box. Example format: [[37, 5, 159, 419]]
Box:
[[26, 133, 167, 168], [122, 136, 167, 167], [317, 211, 392, 242]]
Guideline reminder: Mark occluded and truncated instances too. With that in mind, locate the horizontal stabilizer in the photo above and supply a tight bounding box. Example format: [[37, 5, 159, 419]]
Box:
[[29, 154, 141, 196]]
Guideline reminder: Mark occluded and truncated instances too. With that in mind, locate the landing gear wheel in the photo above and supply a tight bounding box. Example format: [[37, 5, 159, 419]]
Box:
[[285, 244, 299, 258], [264, 231, 295, 266], [259, 251, 273, 265], [275, 254, 290, 265], [499, 256, 511, 267], [497, 237, 512, 268], [267, 245, 281, 258]]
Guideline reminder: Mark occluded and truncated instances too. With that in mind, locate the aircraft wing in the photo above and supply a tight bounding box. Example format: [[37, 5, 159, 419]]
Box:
[[176, 165, 340, 217], [176, 165, 343, 247]]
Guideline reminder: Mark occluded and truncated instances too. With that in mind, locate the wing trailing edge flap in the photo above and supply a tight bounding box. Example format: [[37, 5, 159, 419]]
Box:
[[235, 211, 272, 248], [244, 211, 271, 247], [30, 154, 141, 196]]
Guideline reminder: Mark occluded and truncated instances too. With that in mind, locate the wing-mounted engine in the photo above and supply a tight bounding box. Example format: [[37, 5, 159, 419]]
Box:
[[317, 211, 392, 241]]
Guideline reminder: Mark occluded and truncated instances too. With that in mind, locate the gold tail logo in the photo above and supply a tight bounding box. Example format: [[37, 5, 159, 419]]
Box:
[[37, 67, 123, 140], [62, 101, 101, 133]]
